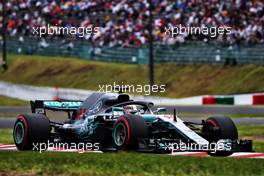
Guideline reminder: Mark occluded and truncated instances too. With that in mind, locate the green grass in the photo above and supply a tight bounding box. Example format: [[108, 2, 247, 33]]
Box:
[[0, 96, 27, 106], [0, 112, 23, 118], [227, 114, 264, 118], [1, 54, 264, 97], [237, 126, 264, 137], [253, 141, 264, 152], [0, 126, 263, 175], [0, 128, 13, 144], [0, 152, 263, 176], [237, 125, 264, 152]]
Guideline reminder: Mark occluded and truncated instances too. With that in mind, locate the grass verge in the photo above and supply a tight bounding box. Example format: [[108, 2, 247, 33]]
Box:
[[1, 54, 264, 97], [0, 96, 27, 106], [0, 128, 13, 144], [0, 126, 263, 175], [237, 125, 264, 152], [0, 152, 264, 176]]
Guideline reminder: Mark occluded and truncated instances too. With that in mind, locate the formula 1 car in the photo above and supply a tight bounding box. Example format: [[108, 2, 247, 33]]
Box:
[[13, 93, 252, 156]]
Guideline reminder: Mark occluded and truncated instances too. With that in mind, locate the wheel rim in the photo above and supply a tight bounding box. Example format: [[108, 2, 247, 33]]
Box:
[[14, 122, 24, 144], [114, 123, 127, 146]]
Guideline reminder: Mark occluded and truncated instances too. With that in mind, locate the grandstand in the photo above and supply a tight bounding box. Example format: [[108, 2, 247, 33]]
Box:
[[1, 0, 264, 64]]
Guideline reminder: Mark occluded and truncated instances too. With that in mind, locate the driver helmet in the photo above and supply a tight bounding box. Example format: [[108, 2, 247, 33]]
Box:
[[123, 105, 138, 114]]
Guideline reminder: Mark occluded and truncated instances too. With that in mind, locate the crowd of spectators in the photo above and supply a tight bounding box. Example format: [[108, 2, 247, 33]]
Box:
[[1, 0, 264, 48]]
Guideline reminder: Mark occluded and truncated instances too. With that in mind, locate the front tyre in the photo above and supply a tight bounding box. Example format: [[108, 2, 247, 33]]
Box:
[[13, 114, 50, 151], [202, 116, 238, 156], [113, 114, 149, 150]]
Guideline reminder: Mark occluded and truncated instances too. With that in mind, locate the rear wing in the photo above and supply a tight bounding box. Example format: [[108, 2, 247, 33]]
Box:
[[30, 100, 83, 115]]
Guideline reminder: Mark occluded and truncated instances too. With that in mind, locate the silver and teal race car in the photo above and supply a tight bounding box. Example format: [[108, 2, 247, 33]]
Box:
[[13, 93, 252, 156]]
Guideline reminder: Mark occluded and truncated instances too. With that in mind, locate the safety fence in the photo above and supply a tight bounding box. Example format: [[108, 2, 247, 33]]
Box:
[[5, 37, 264, 65]]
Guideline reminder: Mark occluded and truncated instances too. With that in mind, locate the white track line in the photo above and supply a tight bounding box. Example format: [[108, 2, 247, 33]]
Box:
[[170, 152, 208, 157], [0, 144, 263, 158]]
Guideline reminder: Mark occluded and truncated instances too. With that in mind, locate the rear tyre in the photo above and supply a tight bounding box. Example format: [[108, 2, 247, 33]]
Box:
[[13, 114, 50, 151], [202, 116, 238, 156], [113, 114, 149, 150]]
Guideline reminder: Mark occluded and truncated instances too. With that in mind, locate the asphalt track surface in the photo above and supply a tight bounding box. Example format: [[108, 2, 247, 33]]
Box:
[[1, 105, 264, 114], [0, 144, 264, 159], [0, 106, 264, 128], [163, 105, 264, 115]]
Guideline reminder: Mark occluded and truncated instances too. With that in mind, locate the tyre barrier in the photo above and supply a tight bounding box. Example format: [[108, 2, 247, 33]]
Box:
[[202, 96, 216, 105], [203, 96, 234, 105], [215, 96, 234, 105], [253, 94, 264, 105]]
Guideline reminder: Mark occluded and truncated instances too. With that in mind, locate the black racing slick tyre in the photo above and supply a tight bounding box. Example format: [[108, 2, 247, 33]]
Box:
[[13, 114, 51, 151], [202, 116, 238, 156], [112, 114, 149, 150]]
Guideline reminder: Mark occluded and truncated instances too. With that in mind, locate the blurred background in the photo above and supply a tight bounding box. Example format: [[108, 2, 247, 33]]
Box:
[[0, 0, 263, 64]]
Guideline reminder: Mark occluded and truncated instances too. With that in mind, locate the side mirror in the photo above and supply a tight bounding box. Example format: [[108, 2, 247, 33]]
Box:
[[154, 107, 167, 114]]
